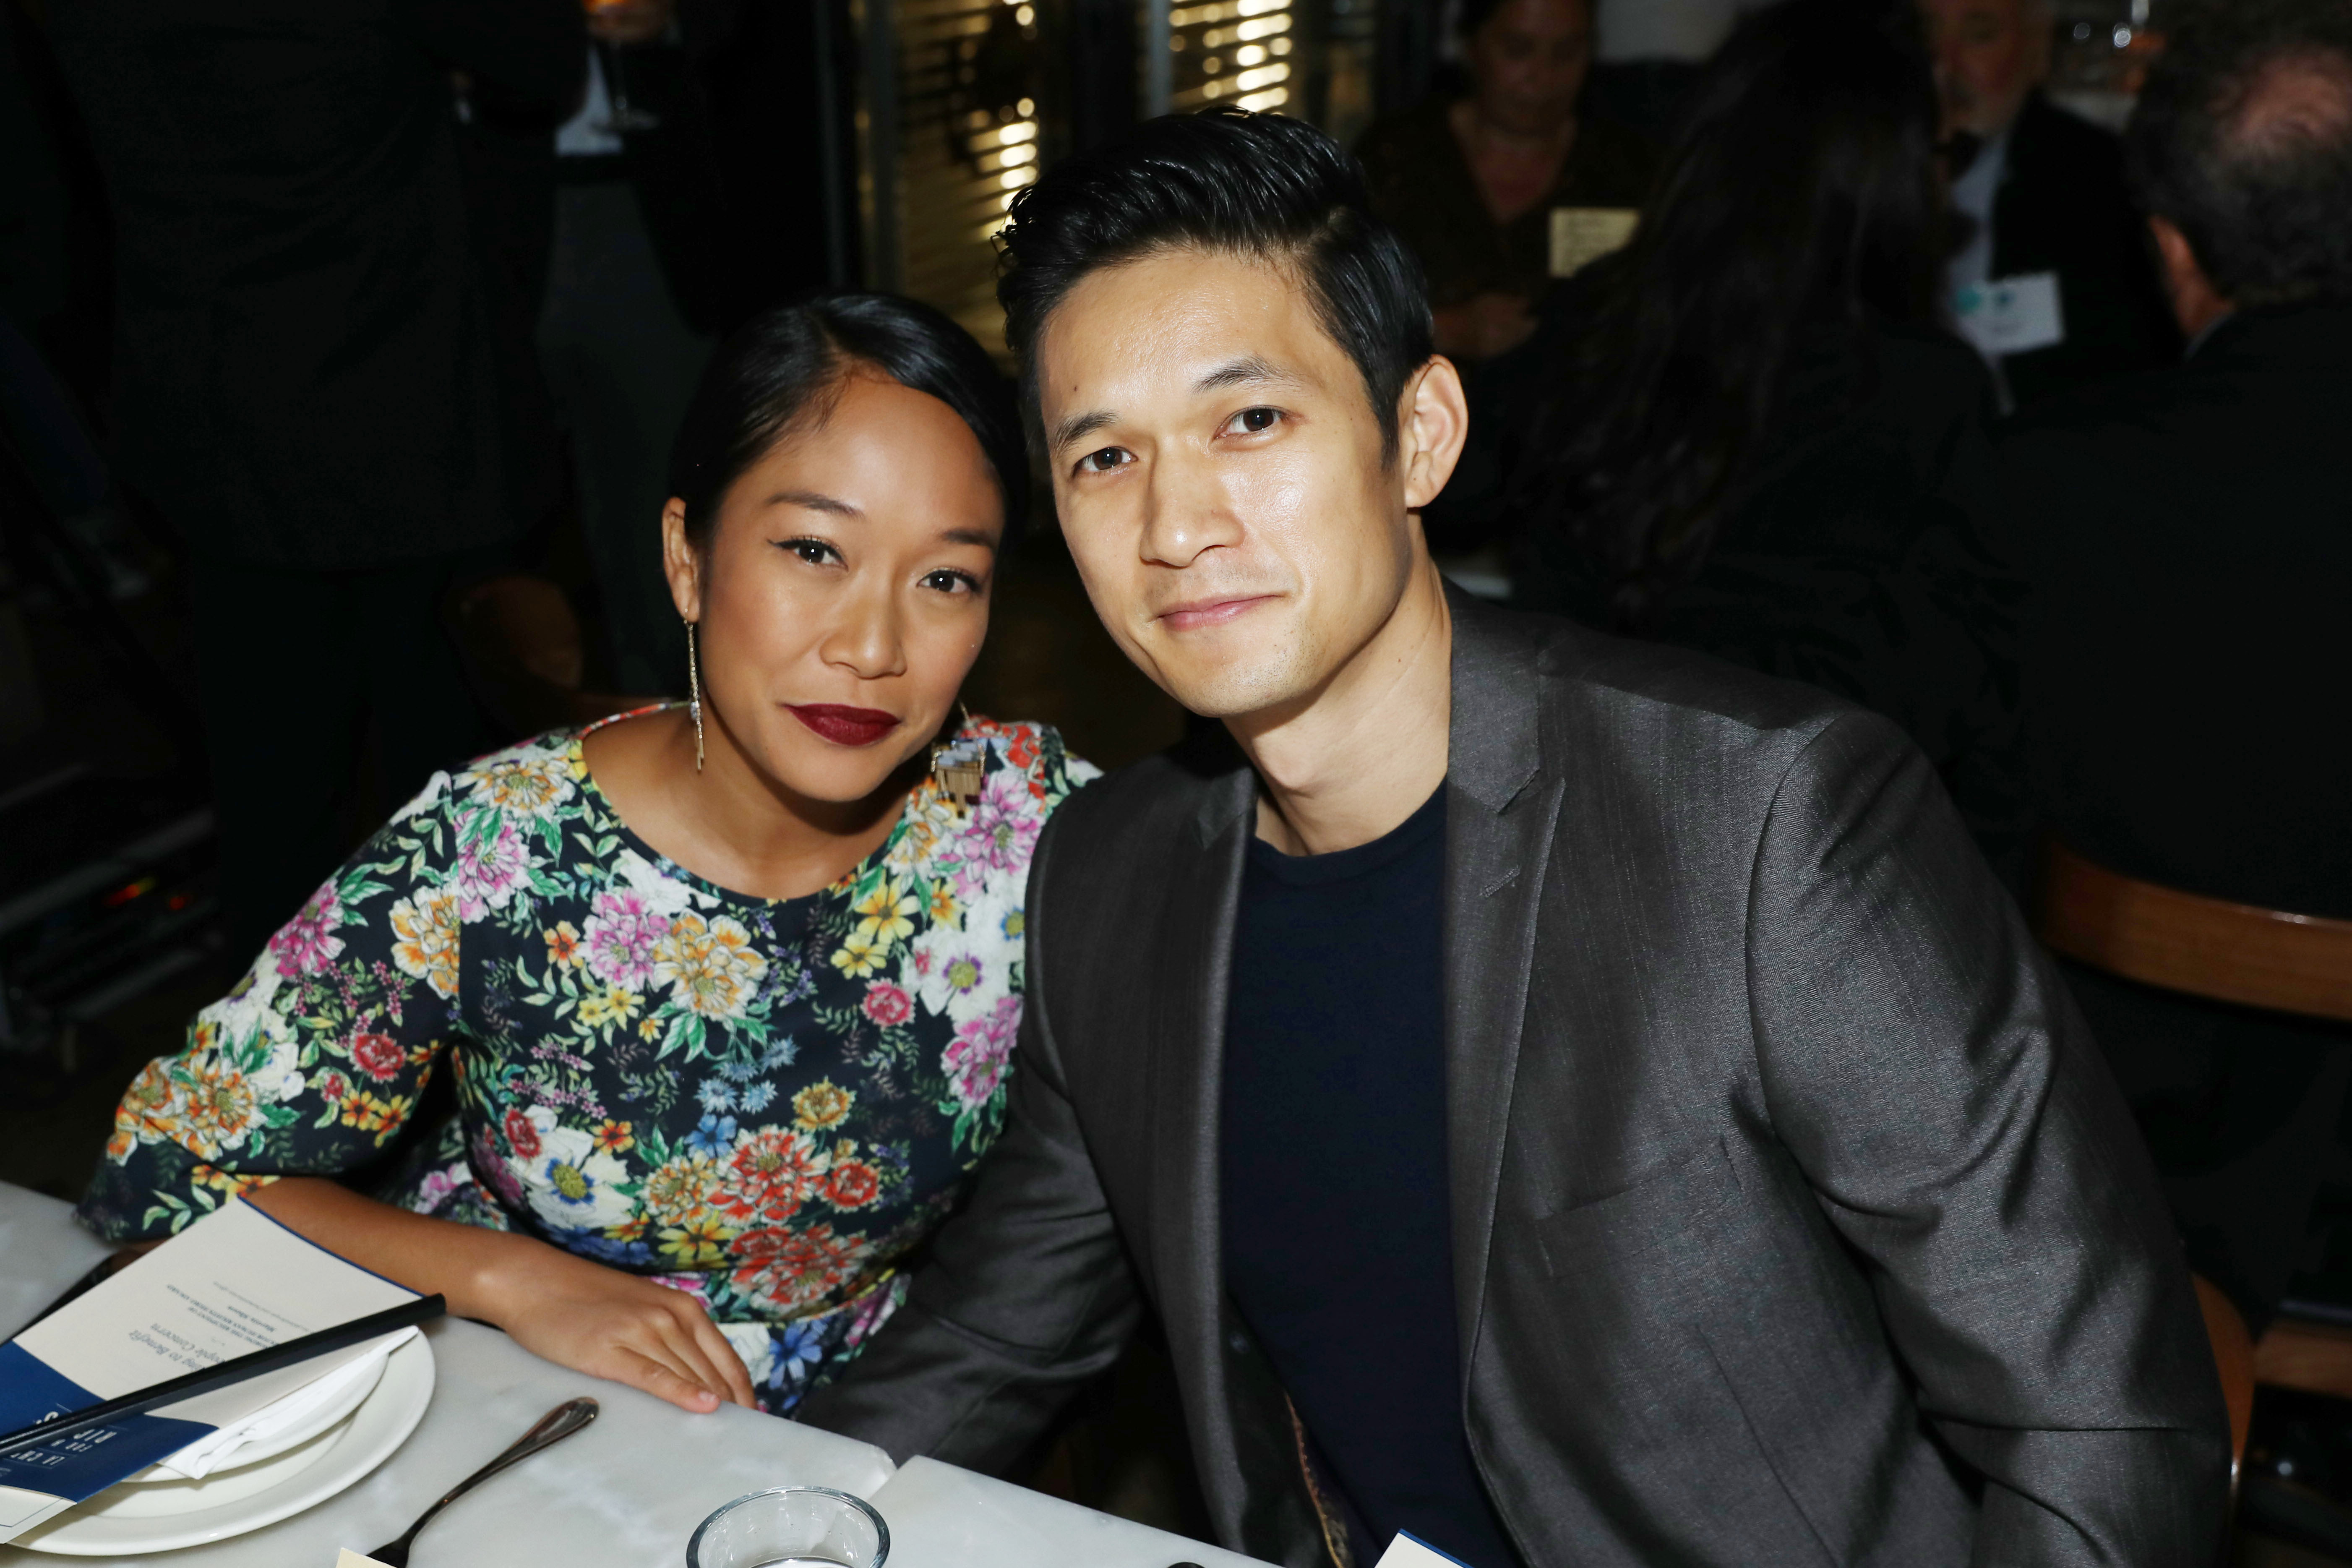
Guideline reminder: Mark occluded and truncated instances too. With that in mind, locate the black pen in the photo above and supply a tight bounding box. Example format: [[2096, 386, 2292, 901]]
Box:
[[0, 1294, 444, 1461]]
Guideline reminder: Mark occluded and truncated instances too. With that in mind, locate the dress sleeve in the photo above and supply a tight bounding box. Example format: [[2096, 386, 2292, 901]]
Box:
[[77, 777, 472, 1240]]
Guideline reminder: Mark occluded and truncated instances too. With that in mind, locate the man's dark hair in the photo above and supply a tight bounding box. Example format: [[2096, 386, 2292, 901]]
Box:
[[669, 291, 1027, 550], [2126, 0, 2352, 307], [995, 109, 1434, 463]]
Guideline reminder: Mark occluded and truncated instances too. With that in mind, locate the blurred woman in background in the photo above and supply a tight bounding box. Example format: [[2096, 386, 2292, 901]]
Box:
[[78, 294, 1095, 1419], [1502, 0, 2028, 875]]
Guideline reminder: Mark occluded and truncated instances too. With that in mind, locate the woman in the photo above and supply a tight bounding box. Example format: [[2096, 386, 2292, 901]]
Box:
[[78, 294, 1095, 1417], [1500, 0, 2028, 876], [1355, 0, 1657, 364]]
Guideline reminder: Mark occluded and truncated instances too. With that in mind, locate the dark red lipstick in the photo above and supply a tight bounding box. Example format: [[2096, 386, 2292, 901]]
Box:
[[786, 704, 902, 747]]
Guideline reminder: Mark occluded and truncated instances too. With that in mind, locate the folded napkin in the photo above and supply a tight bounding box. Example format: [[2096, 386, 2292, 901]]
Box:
[[148, 1328, 416, 1482], [335, 1552, 393, 1568]]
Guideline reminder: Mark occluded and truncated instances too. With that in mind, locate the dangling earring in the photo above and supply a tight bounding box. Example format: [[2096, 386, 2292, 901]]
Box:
[[685, 618, 705, 773]]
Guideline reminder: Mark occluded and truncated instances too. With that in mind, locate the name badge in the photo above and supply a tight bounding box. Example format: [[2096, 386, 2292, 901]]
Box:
[[1374, 1533, 1476, 1567], [1953, 270, 2065, 355], [1549, 206, 1639, 277]]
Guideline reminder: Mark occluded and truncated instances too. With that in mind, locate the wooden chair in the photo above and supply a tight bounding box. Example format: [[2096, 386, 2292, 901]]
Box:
[[2035, 838, 2352, 1478]]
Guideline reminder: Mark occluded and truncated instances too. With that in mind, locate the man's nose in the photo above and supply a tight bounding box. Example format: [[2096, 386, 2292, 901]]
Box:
[[1137, 451, 1244, 569]]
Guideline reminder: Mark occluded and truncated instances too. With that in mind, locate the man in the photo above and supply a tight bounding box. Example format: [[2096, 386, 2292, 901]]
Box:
[[2004, 0, 2352, 1470], [45, 0, 584, 955], [1356, 0, 1654, 364], [801, 110, 2226, 1566], [1922, 0, 2178, 410]]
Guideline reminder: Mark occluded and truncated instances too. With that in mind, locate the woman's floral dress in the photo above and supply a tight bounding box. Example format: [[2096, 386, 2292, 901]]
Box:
[[78, 708, 1095, 1413]]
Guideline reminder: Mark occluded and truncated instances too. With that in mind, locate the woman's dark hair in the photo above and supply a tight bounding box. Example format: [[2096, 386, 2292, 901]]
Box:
[[1511, 0, 1945, 630], [996, 108, 1433, 463], [668, 292, 1028, 551], [2125, 0, 2352, 309]]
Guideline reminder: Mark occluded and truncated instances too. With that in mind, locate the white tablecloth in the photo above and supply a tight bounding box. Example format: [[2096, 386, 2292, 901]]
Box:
[[0, 1182, 1264, 1566]]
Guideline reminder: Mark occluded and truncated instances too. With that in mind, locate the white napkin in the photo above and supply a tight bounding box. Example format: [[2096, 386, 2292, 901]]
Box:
[[334, 1552, 394, 1567], [149, 1327, 417, 1481]]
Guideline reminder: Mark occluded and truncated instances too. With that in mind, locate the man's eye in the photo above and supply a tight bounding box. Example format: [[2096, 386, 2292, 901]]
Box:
[[1079, 447, 1127, 473], [1227, 407, 1281, 435]]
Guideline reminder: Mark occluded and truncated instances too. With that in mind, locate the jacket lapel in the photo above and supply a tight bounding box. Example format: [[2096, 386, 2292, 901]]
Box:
[[1150, 765, 1256, 1517], [1442, 590, 1562, 1371]]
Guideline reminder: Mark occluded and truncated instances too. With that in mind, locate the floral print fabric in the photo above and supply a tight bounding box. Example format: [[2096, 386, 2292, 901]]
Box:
[[79, 708, 1094, 1412]]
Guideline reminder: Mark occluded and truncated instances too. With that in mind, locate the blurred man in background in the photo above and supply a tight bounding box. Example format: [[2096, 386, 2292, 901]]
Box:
[[46, 0, 584, 955], [1922, 0, 2177, 408], [2006, 5, 2352, 1509]]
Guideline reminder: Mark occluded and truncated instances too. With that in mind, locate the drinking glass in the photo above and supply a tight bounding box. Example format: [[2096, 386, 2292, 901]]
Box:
[[579, 0, 661, 133], [686, 1486, 889, 1568]]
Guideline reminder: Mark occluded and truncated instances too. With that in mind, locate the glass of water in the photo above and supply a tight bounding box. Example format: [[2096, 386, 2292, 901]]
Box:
[[686, 1486, 889, 1568]]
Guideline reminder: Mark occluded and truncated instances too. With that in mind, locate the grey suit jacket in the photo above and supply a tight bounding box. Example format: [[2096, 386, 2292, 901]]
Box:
[[801, 590, 2229, 1566]]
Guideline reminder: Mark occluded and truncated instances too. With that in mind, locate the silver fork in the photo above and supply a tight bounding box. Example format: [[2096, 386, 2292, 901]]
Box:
[[367, 1397, 599, 1566]]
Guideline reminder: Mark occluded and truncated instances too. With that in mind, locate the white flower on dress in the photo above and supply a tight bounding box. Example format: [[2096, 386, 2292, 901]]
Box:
[[515, 1108, 636, 1232]]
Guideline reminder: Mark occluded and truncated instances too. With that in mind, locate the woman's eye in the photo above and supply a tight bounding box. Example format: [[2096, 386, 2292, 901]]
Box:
[[1078, 446, 1128, 474], [782, 538, 840, 566], [1226, 407, 1281, 436], [921, 569, 979, 595]]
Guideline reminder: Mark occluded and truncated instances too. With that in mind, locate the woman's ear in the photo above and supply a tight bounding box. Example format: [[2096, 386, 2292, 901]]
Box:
[[1399, 355, 1470, 512], [661, 498, 703, 623]]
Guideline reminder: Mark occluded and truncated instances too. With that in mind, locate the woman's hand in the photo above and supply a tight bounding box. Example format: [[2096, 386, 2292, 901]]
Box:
[[243, 1178, 756, 1414], [476, 1237, 758, 1413]]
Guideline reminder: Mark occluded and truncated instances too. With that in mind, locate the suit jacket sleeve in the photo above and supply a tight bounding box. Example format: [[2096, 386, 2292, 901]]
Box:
[[1742, 711, 2229, 1565], [795, 821, 1142, 1467]]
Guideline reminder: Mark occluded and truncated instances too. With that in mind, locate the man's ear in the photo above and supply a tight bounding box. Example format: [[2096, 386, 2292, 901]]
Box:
[[661, 498, 704, 623], [2149, 215, 2232, 339], [1399, 355, 1470, 512]]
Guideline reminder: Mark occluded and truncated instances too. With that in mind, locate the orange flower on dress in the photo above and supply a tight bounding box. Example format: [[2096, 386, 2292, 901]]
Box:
[[389, 887, 462, 999], [593, 1119, 635, 1154]]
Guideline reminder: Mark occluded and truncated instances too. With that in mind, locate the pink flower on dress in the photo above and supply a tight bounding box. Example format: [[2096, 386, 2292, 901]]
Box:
[[582, 888, 667, 989], [961, 770, 1041, 877], [861, 982, 912, 1028], [269, 886, 344, 976], [941, 993, 1022, 1111], [454, 818, 530, 919]]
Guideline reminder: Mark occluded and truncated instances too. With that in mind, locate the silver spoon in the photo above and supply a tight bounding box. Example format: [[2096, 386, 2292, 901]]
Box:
[[367, 1397, 599, 1565]]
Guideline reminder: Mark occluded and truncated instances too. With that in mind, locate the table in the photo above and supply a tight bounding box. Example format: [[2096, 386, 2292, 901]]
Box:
[[0, 1183, 1264, 1567]]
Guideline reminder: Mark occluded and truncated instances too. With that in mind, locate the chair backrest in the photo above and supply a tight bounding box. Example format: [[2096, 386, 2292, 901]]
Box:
[[2034, 840, 2352, 1023]]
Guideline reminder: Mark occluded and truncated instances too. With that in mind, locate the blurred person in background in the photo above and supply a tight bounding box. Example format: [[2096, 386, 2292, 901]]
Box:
[[2005, 0, 2352, 1391], [1357, 0, 1657, 365], [45, 0, 585, 958], [536, 0, 847, 699], [1922, 0, 2178, 409], [1502, 0, 2029, 878]]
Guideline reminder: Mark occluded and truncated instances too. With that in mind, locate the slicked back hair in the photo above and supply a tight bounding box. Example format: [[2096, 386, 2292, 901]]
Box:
[[669, 291, 1028, 553], [994, 108, 1434, 465], [2126, 0, 2352, 307]]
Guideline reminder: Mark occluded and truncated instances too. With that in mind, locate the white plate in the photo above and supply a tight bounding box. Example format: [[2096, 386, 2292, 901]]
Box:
[[13, 1333, 435, 1555], [120, 1349, 387, 1485]]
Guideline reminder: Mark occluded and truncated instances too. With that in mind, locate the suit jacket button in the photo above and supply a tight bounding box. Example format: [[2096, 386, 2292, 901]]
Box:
[[1228, 1332, 1249, 1354]]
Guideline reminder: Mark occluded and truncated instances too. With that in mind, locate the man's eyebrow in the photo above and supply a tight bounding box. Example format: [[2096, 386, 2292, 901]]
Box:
[[1194, 355, 1301, 394], [1050, 409, 1116, 454], [763, 489, 859, 515]]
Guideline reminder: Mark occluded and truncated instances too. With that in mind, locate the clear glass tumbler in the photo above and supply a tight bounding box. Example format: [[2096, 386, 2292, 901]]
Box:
[[686, 1486, 890, 1568]]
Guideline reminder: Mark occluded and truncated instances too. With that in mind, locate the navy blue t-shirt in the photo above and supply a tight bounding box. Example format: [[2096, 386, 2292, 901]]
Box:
[[1220, 784, 1520, 1568]]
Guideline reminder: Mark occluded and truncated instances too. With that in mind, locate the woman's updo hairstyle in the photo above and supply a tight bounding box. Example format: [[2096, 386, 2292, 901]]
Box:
[[668, 291, 1028, 555]]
